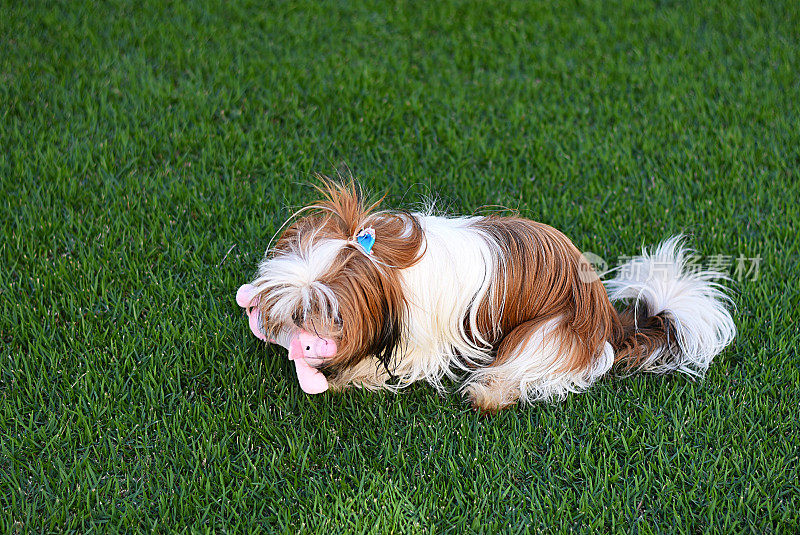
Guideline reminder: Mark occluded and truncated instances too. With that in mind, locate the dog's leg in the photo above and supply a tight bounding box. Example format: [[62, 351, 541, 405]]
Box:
[[464, 318, 614, 413], [326, 358, 392, 391]]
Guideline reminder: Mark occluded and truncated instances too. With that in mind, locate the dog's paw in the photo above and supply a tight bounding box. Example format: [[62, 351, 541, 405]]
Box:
[[464, 380, 518, 414]]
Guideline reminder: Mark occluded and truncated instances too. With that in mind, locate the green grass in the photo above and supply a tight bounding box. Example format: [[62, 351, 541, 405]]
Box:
[[1, 0, 799, 532]]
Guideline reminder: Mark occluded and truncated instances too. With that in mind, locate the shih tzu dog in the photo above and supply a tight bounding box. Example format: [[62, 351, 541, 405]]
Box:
[[239, 180, 735, 412]]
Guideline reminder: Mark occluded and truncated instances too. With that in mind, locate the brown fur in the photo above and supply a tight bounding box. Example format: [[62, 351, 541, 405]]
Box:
[[612, 308, 677, 371], [469, 217, 622, 373], [466, 217, 678, 411], [263, 180, 425, 376]]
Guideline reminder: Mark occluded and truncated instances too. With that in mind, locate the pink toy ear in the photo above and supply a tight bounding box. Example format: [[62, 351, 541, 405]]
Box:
[[248, 308, 267, 341], [237, 284, 267, 341], [288, 335, 329, 393], [293, 358, 329, 394], [236, 284, 259, 308], [288, 337, 303, 360]]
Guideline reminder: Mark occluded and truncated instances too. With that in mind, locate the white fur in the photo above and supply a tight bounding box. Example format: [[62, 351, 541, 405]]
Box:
[[252, 234, 346, 328], [463, 318, 616, 405], [604, 235, 736, 376], [392, 215, 497, 389]]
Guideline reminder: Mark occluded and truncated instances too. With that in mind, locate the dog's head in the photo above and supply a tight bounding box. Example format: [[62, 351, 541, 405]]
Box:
[[251, 181, 424, 375]]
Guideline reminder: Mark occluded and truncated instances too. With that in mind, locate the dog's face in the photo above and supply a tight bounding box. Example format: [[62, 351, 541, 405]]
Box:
[[251, 183, 424, 375]]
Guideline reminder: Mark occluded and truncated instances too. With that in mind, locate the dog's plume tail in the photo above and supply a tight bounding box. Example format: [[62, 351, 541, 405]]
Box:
[[605, 236, 736, 376]]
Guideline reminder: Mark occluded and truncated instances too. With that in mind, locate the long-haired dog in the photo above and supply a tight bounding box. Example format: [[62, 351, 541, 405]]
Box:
[[241, 181, 735, 412]]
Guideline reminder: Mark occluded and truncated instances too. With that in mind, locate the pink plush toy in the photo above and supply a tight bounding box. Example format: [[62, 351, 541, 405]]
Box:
[[236, 284, 336, 394]]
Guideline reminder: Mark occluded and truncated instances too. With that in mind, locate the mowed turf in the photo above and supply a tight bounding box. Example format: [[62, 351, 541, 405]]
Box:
[[1, 0, 798, 532]]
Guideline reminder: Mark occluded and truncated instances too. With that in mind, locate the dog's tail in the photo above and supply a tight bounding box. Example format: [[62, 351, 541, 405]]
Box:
[[605, 236, 736, 376]]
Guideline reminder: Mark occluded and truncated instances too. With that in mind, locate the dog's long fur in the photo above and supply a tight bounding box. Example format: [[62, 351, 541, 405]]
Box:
[[246, 181, 736, 412]]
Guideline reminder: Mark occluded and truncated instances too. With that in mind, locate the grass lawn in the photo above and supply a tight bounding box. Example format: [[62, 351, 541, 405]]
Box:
[[2, 0, 799, 532]]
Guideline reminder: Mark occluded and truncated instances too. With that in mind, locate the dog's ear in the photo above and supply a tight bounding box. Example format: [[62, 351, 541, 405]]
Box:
[[369, 295, 404, 376], [316, 249, 407, 376]]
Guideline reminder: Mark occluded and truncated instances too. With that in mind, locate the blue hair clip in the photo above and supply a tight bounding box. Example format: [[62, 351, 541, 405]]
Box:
[[354, 227, 376, 254]]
